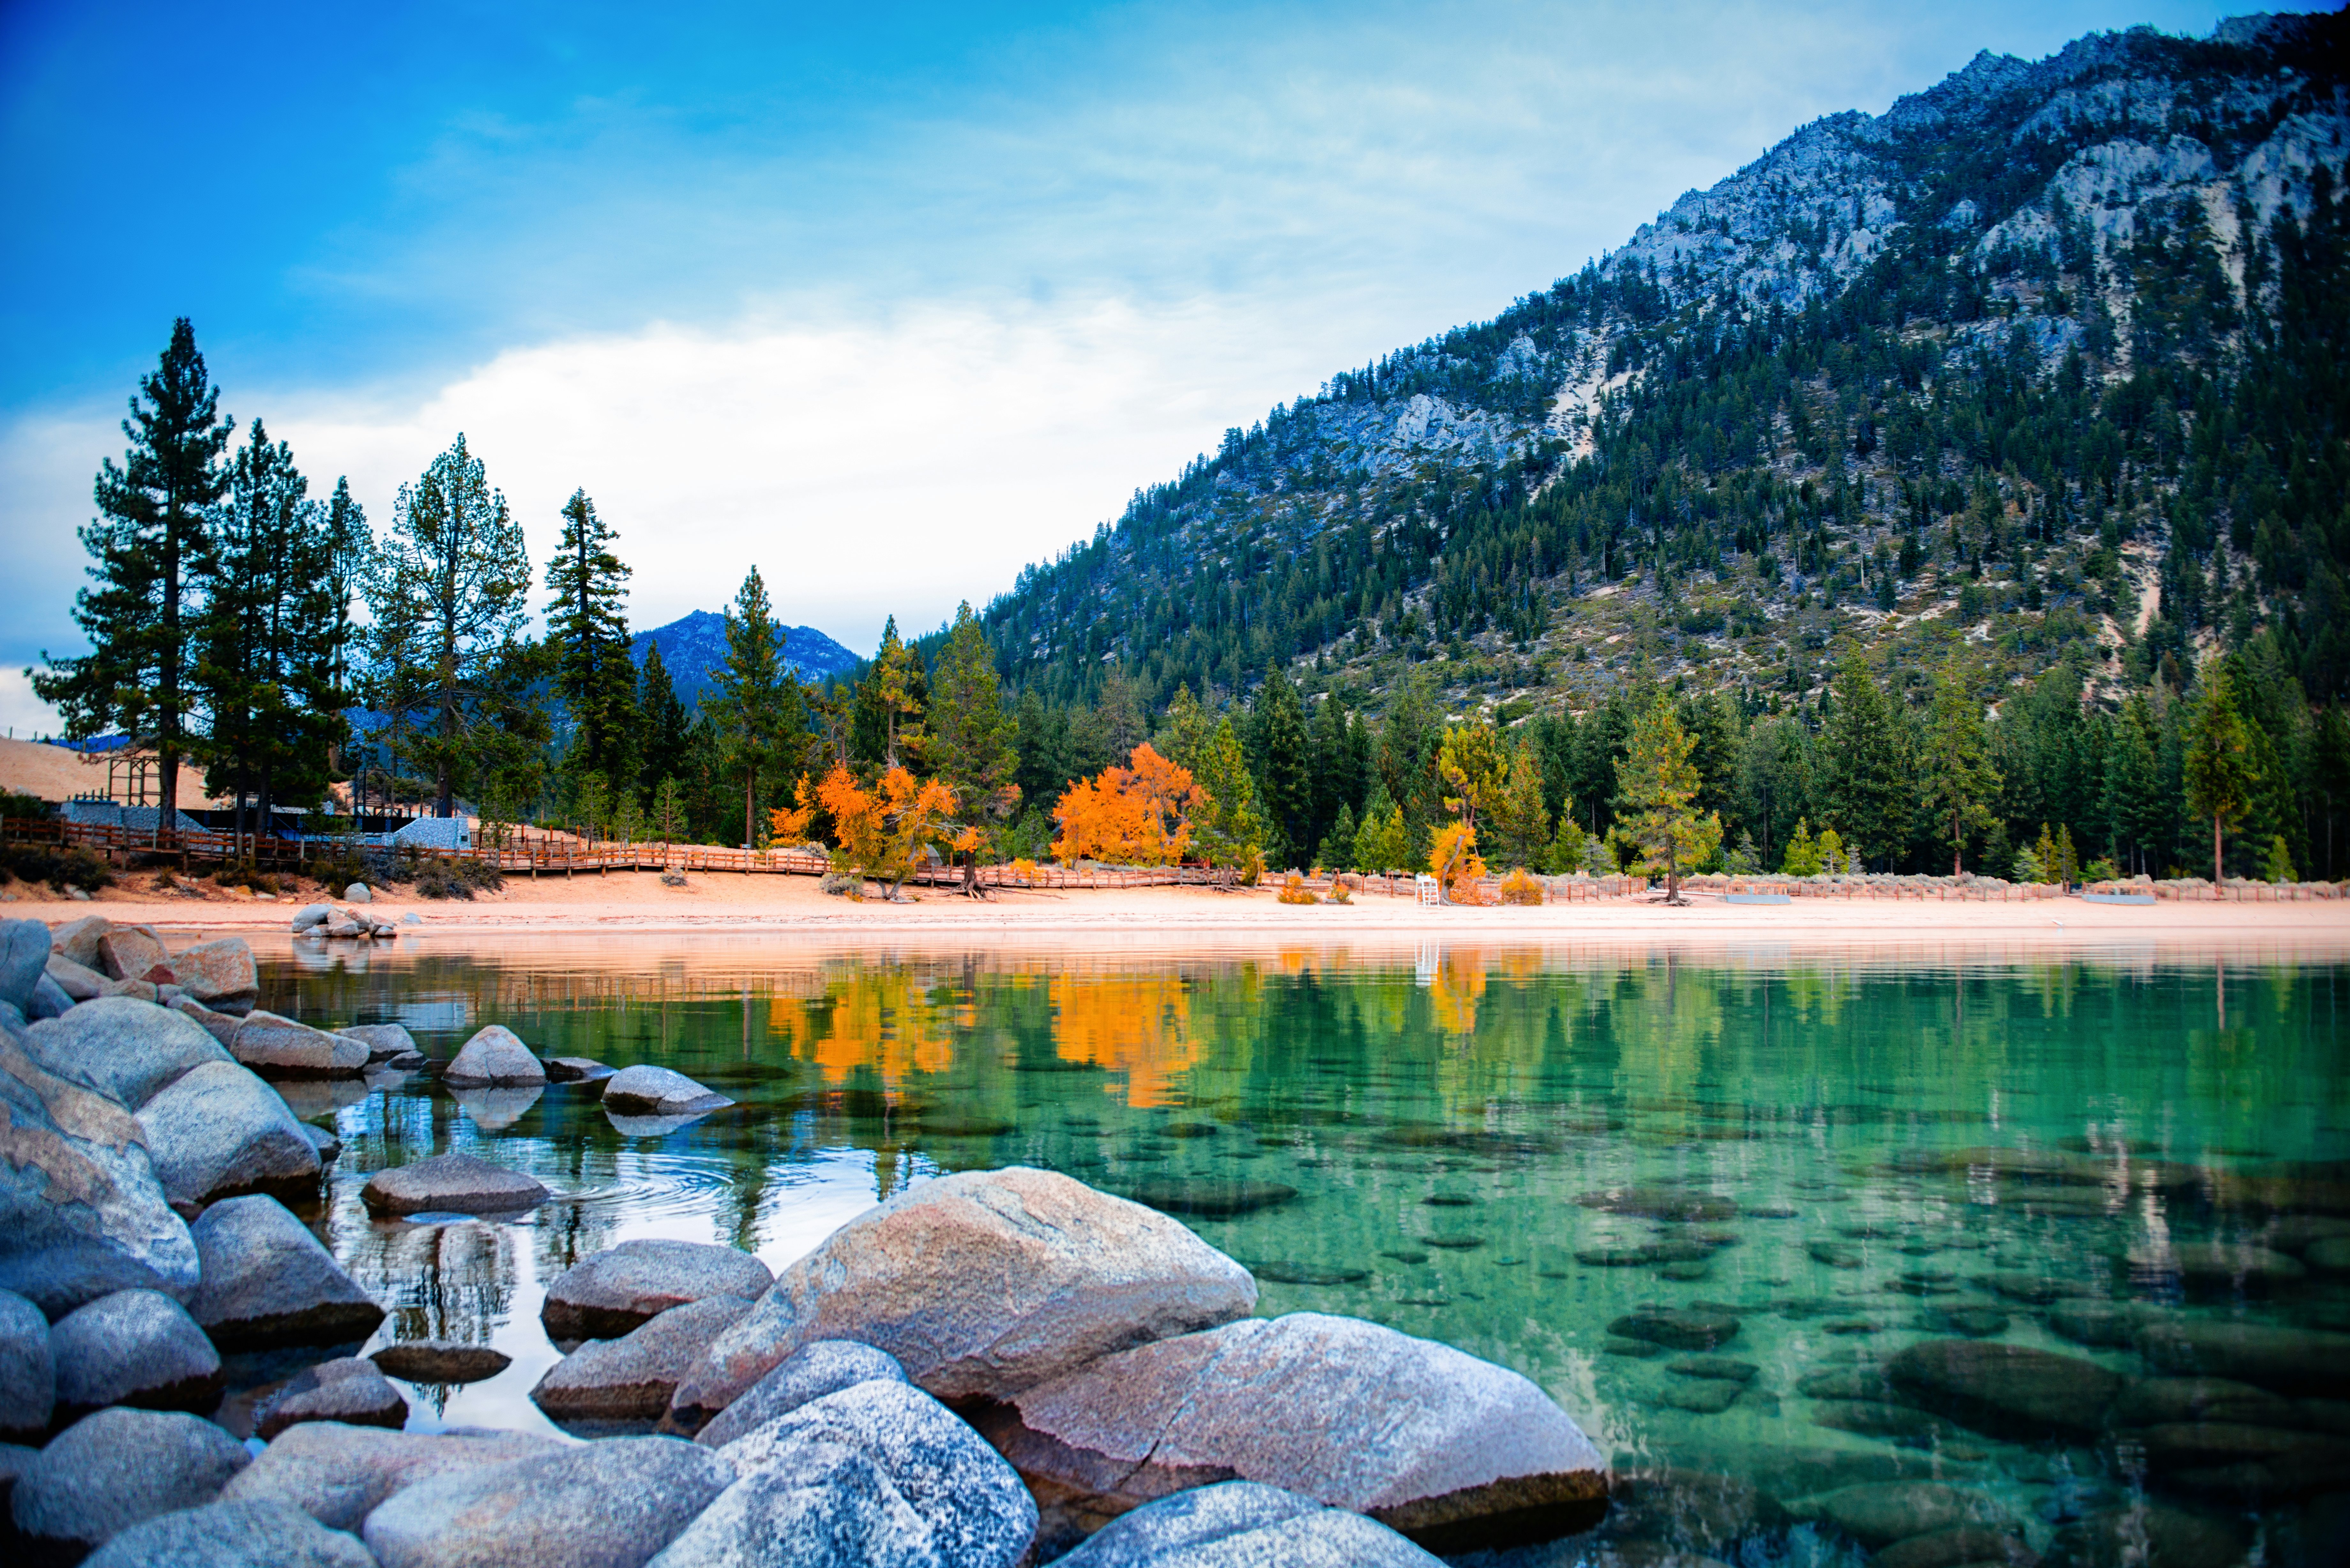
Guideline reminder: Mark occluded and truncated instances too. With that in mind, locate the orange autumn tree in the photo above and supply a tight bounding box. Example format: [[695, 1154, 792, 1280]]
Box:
[[1051, 744, 1201, 865], [773, 761, 967, 900]]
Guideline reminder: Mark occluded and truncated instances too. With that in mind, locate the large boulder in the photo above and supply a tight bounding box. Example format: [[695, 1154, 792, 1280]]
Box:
[[83, 1497, 379, 1568], [2134, 1318, 2350, 1398], [45, 953, 109, 1002], [0, 920, 47, 1013], [9, 1406, 251, 1555], [167, 938, 260, 1012], [360, 1151, 549, 1217], [258, 1356, 410, 1440], [140, 1059, 322, 1205], [0, 1287, 52, 1443], [981, 1311, 1609, 1556], [336, 1023, 419, 1063], [221, 1422, 557, 1532], [188, 1195, 384, 1349], [668, 1168, 1255, 1429], [659, 1378, 1036, 1568], [693, 1340, 908, 1450], [51, 1286, 224, 1416], [442, 1025, 546, 1088], [48, 915, 112, 969], [361, 1435, 734, 1568], [602, 1066, 732, 1117], [95, 924, 171, 982], [0, 1037, 199, 1315], [1885, 1338, 2125, 1441], [534, 1295, 756, 1431], [1047, 1481, 1447, 1568], [231, 1012, 370, 1079], [543, 1239, 776, 1342], [171, 993, 248, 1047], [22, 995, 232, 1109]]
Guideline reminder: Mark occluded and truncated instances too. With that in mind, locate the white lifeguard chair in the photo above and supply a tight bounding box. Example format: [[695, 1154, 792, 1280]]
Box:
[[1414, 872, 1441, 906]]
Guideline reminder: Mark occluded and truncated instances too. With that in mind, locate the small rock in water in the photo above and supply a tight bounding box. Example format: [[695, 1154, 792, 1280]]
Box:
[[51, 1287, 224, 1417], [2160, 1240, 2308, 1294], [1808, 1399, 1970, 1445], [257, 1356, 409, 1439], [1656, 1376, 1743, 1414], [360, 1151, 550, 1217], [1823, 1320, 1880, 1336], [1873, 1524, 2033, 1568], [440, 1024, 546, 1087], [1045, 1479, 1444, 1567], [534, 1295, 754, 1431], [1576, 1186, 1738, 1222], [1658, 1259, 1713, 1281], [2043, 1504, 2247, 1568], [2045, 1297, 2158, 1348], [12, 1406, 252, 1556], [228, 1011, 369, 1079], [2306, 1235, 2350, 1274], [1975, 1270, 2076, 1304], [334, 1023, 417, 1062], [1608, 1307, 1741, 1351], [1245, 1261, 1369, 1286], [369, 1339, 511, 1384], [1808, 1241, 1865, 1270], [1887, 1338, 2125, 1441], [1915, 1305, 2010, 1338], [1381, 1249, 1431, 1266], [1603, 1336, 1663, 1358], [1421, 1233, 1486, 1251], [1798, 1369, 1893, 1399], [544, 1055, 615, 1083], [601, 1064, 733, 1116], [1421, 1192, 1476, 1207], [542, 1238, 775, 1342], [1811, 1480, 2016, 1548], [2132, 1319, 2350, 1398], [1119, 1179, 1299, 1218]]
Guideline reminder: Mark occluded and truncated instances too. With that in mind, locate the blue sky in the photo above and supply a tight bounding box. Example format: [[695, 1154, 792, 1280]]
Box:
[[0, 0, 2296, 730]]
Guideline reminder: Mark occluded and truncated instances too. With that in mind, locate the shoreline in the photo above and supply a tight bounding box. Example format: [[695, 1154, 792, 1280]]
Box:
[[11, 871, 2350, 959]]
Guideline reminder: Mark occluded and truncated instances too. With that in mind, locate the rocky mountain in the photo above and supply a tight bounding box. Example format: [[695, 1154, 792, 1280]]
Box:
[[632, 611, 860, 708], [967, 11, 2349, 719]]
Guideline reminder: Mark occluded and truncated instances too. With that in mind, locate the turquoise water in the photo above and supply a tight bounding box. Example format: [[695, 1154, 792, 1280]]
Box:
[[254, 936, 2350, 1564]]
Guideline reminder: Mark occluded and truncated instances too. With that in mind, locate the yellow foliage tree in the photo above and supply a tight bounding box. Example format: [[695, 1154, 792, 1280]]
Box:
[[1428, 819, 1489, 905], [1051, 743, 1201, 865], [780, 761, 960, 900], [1437, 720, 1510, 828]]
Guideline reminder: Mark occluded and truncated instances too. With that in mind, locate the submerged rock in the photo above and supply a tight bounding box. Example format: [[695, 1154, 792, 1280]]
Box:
[[1046, 1480, 1444, 1567], [2042, 1503, 2246, 1568], [668, 1167, 1254, 1428], [542, 1238, 775, 1342], [10, 1406, 251, 1556], [2111, 1376, 2298, 1430], [980, 1310, 1608, 1555], [361, 1435, 732, 1568], [1575, 1187, 1738, 1222], [82, 1497, 378, 1568], [1119, 1179, 1300, 1218], [50, 1286, 224, 1416], [189, 1195, 385, 1349], [360, 1151, 549, 1217], [257, 1356, 409, 1440], [663, 1378, 1035, 1568], [369, 1340, 512, 1384], [1886, 1339, 2123, 1441], [1607, 1307, 1741, 1351], [2134, 1319, 2350, 1397], [221, 1422, 557, 1532], [2161, 1241, 2307, 1294], [1811, 1480, 2016, 1548]]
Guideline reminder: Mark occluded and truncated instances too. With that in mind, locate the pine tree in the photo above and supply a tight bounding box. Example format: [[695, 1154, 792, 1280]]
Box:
[[2183, 657, 2259, 883], [1919, 667, 2001, 876], [1316, 802, 1359, 872], [1307, 693, 1358, 854], [1616, 693, 1722, 902], [852, 617, 927, 769], [196, 420, 343, 849], [1190, 714, 1266, 875], [928, 603, 1018, 814], [1353, 784, 1411, 873], [366, 434, 546, 819], [1780, 817, 1822, 875], [545, 489, 639, 797], [637, 644, 691, 800], [1249, 664, 1313, 867], [319, 477, 369, 795], [1821, 650, 1911, 871], [36, 319, 232, 832], [706, 566, 801, 848]]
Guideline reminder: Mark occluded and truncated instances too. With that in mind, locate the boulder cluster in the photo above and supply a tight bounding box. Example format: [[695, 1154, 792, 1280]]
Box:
[[0, 914, 1612, 1566]]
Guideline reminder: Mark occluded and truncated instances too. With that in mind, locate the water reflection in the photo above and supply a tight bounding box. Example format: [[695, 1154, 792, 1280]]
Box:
[[255, 936, 2350, 1563]]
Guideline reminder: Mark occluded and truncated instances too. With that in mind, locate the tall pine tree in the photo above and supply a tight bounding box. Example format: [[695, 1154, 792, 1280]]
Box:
[[637, 643, 692, 800], [545, 489, 639, 798], [2183, 657, 2259, 884], [1919, 667, 2000, 876], [1248, 664, 1312, 867], [1821, 650, 1912, 869], [36, 319, 232, 831], [706, 567, 800, 848], [928, 602, 1018, 815], [366, 434, 545, 819]]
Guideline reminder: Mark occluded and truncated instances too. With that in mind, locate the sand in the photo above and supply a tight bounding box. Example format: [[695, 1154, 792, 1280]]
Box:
[[6, 866, 2348, 961], [0, 736, 221, 806]]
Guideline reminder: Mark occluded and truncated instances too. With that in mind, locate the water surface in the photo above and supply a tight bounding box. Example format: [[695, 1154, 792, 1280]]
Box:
[[254, 936, 2350, 1564]]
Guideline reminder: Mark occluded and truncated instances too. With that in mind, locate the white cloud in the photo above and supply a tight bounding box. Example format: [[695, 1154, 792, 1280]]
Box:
[[0, 668, 62, 740]]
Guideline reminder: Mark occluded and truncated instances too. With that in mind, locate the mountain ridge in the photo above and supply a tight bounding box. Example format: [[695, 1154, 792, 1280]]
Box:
[[631, 611, 860, 708]]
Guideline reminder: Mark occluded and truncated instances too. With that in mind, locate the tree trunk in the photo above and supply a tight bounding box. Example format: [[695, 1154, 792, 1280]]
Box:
[[2212, 815, 2224, 887], [743, 767, 755, 853], [1952, 813, 1962, 878]]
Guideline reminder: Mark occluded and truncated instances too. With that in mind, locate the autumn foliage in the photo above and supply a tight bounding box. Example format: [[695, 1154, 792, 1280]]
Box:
[[1051, 744, 1201, 865], [773, 761, 967, 898], [1429, 820, 1490, 905]]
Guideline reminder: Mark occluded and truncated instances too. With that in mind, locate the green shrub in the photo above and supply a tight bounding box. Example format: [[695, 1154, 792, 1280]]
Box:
[[412, 856, 504, 900], [0, 843, 114, 892]]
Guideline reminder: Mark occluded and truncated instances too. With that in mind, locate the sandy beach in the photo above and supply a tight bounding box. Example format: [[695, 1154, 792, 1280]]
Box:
[[10, 868, 2350, 961]]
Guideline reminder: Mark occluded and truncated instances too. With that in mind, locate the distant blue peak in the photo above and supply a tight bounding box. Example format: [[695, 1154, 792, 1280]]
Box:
[[630, 609, 860, 704]]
